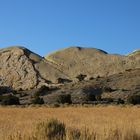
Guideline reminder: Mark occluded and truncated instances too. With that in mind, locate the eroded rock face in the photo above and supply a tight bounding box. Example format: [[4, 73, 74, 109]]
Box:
[[0, 47, 38, 90], [0, 46, 68, 90], [45, 46, 140, 79], [0, 46, 140, 91]]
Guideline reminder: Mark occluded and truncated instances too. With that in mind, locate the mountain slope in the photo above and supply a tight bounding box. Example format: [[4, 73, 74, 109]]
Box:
[[0, 46, 140, 91], [45, 46, 140, 79], [0, 46, 68, 90]]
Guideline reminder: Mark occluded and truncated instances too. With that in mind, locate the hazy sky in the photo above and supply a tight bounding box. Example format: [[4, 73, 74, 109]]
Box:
[[0, 0, 140, 56]]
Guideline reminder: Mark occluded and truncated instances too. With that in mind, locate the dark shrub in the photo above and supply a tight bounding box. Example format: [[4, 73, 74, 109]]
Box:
[[103, 98, 114, 103], [1, 95, 20, 105], [103, 87, 114, 92], [76, 74, 87, 81], [32, 97, 44, 104], [127, 95, 140, 105], [56, 94, 72, 104], [0, 95, 4, 102], [46, 80, 52, 84], [89, 77, 94, 80], [36, 119, 66, 140], [39, 85, 48, 90], [95, 94, 102, 101], [30, 86, 49, 96], [85, 93, 96, 101], [57, 78, 72, 84], [71, 91, 96, 103], [39, 85, 50, 95], [117, 98, 124, 104], [34, 92, 40, 98], [0, 86, 12, 94]]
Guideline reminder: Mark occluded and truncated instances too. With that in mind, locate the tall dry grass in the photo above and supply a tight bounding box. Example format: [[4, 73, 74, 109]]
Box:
[[0, 105, 140, 140]]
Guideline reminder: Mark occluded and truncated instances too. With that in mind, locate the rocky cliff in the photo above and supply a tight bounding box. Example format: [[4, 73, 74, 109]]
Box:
[[0, 46, 68, 90]]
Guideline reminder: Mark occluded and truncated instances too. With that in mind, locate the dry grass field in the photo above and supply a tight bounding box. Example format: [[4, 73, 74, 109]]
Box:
[[0, 105, 140, 140]]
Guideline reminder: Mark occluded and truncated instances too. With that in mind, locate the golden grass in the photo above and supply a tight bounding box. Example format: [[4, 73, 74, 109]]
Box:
[[0, 105, 140, 140]]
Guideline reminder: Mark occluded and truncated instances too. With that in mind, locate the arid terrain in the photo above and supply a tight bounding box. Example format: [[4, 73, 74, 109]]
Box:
[[0, 46, 140, 140], [0, 0, 140, 139], [0, 46, 140, 105], [0, 105, 140, 140], [0, 46, 140, 90]]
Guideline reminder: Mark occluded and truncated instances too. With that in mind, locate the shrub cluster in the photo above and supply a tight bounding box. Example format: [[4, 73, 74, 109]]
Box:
[[0, 95, 20, 105], [84, 93, 96, 101], [127, 95, 140, 105], [95, 95, 102, 101], [117, 98, 124, 104], [32, 96, 44, 104], [35, 119, 66, 140], [56, 94, 72, 104]]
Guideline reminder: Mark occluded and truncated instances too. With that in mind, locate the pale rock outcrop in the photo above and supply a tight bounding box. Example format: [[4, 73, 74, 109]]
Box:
[[0, 46, 68, 90]]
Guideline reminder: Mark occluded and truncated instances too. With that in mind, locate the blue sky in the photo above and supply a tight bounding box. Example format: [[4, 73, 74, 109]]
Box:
[[0, 0, 140, 56]]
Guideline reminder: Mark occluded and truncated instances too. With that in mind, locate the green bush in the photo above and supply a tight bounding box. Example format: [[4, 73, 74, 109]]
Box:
[[127, 95, 140, 105], [32, 97, 44, 104], [1, 95, 20, 105], [35, 119, 66, 140], [56, 94, 72, 104]]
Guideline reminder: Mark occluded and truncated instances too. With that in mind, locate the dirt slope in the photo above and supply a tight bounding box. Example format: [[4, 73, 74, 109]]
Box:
[[0, 46, 140, 91], [45, 46, 140, 79]]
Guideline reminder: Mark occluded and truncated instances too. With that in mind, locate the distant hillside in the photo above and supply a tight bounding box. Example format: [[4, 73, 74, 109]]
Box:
[[0, 46, 140, 91]]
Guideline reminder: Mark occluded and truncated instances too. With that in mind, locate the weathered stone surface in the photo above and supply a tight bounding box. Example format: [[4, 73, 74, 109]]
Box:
[[0, 46, 68, 90], [0, 47, 37, 90], [0, 46, 140, 93]]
